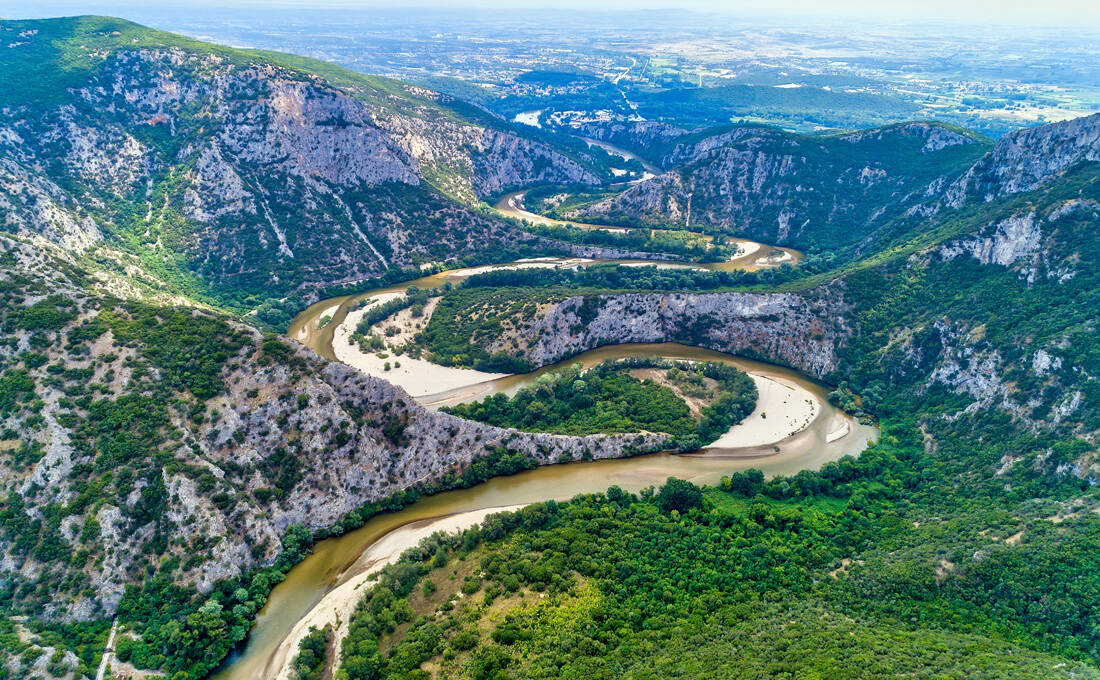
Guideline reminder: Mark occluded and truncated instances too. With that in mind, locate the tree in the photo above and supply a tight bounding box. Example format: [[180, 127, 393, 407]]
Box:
[[657, 477, 703, 514]]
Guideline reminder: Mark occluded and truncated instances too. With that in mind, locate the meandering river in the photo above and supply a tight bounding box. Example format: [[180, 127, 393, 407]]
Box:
[[217, 247, 867, 680], [493, 191, 802, 271]]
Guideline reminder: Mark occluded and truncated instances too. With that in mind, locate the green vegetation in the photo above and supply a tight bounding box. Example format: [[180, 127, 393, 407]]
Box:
[[576, 121, 992, 256], [0, 16, 257, 109], [293, 625, 331, 680], [352, 286, 439, 352], [443, 359, 756, 449], [460, 260, 800, 291], [3, 13, 1100, 680], [517, 221, 731, 262], [445, 360, 693, 437], [104, 305, 250, 400], [415, 288, 554, 372], [334, 413, 1100, 679]]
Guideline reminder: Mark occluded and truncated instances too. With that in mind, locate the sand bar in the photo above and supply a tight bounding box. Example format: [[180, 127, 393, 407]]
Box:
[[733, 241, 762, 259], [757, 250, 794, 266], [296, 303, 340, 342], [708, 374, 821, 449], [336, 297, 824, 445], [825, 418, 852, 443]]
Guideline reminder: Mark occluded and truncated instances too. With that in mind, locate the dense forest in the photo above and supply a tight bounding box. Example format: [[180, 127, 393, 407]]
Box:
[[442, 359, 757, 448], [328, 416, 1100, 680]]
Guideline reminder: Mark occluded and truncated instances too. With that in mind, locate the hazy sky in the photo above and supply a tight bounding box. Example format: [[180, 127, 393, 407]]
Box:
[[5, 0, 1100, 26]]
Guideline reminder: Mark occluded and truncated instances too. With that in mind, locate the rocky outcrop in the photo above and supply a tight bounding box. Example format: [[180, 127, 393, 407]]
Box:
[[0, 238, 668, 618], [569, 120, 688, 166], [661, 125, 786, 167], [479, 289, 849, 378], [937, 198, 1097, 285], [840, 122, 978, 154], [0, 147, 103, 253], [153, 347, 668, 599], [944, 113, 1100, 207], [0, 27, 606, 301], [574, 122, 988, 250]]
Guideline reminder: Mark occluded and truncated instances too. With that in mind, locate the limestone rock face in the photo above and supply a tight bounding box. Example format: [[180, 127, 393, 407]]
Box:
[[570, 120, 688, 165], [574, 122, 986, 249], [0, 237, 668, 619], [945, 113, 1100, 206], [477, 289, 849, 378], [0, 47, 604, 300], [937, 198, 1097, 285]]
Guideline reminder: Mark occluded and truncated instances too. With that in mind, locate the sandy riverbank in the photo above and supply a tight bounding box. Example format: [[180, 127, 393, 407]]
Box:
[[825, 418, 852, 443], [757, 250, 794, 266], [734, 241, 762, 259], [445, 257, 594, 278], [708, 374, 820, 449], [335, 296, 823, 445], [268, 505, 526, 680], [333, 297, 508, 398], [332, 290, 826, 448]]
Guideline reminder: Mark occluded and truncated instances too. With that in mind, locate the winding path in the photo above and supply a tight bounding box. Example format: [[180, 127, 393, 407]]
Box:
[[216, 219, 855, 680]]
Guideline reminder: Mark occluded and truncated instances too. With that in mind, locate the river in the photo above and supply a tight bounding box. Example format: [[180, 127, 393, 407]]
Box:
[[493, 191, 802, 271], [578, 135, 661, 176], [217, 252, 868, 680]]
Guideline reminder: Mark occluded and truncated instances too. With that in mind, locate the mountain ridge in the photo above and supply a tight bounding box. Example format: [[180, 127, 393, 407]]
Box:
[[569, 119, 993, 252], [0, 16, 623, 311]]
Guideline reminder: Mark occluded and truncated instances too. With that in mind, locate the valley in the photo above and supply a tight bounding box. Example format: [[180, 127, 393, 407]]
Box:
[[494, 193, 802, 270], [0, 12, 1098, 680], [226, 231, 870, 679]]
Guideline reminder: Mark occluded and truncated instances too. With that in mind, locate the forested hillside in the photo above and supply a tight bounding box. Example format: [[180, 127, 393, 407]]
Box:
[[322, 121, 1100, 680], [0, 231, 671, 679], [421, 163, 1099, 441]]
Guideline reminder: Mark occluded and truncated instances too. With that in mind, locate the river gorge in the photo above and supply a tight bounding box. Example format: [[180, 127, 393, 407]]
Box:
[[213, 249, 876, 680]]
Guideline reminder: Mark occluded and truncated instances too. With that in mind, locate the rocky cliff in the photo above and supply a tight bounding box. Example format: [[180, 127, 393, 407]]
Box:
[[569, 120, 689, 165], [464, 289, 849, 377], [572, 122, 989, 250], [435, 170, 1098, 436], [944, 113, 1100, 207]]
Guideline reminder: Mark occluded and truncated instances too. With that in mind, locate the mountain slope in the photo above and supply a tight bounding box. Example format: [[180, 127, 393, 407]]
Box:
[[944, 112, 1100, 206], [0, 226, 677, 680], [422, 138, 1100, 442], [0, 17, 616, 310], [572, 121, 991, 251], [1, 15, 1099, 680], [0, 232, 667, 620]]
